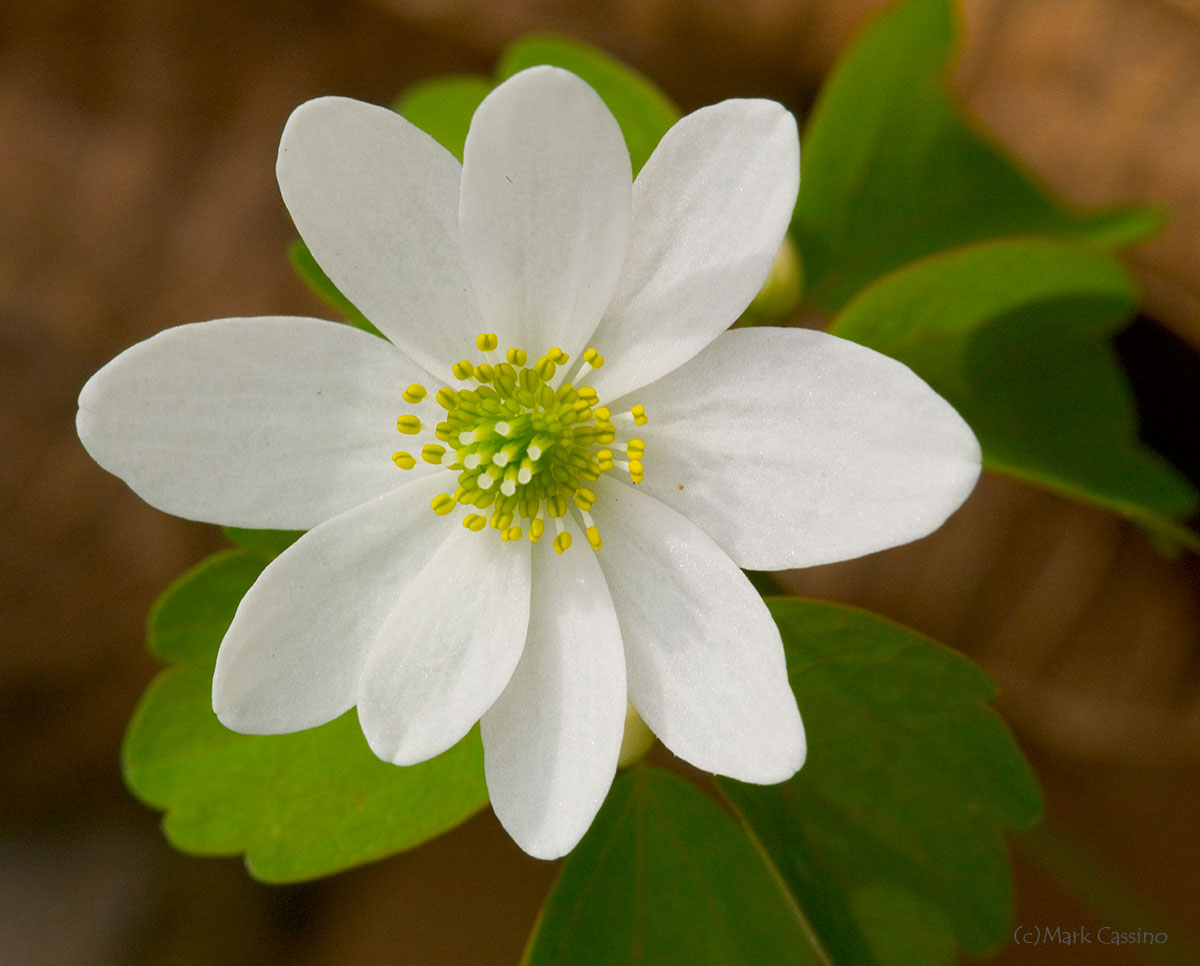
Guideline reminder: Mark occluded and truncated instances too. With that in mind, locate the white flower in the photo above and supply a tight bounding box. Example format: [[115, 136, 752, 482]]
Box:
[[77, 67, 980, 859]]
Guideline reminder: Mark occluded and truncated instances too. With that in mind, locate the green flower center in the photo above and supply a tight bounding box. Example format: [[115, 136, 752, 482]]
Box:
[[391, 333, 647, 553]]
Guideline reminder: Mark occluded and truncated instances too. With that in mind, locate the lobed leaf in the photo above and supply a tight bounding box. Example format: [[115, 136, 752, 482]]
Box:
[[830, 237, 1198, 542], [792, 0, 1161, 313], [717, 597, 1042, 963], [124, 547, 489, 883], [523, 766, 825, 966]]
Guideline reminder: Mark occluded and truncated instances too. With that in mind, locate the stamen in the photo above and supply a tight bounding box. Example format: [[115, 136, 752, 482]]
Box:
[[552, 516, 572, 554], [397, 337, 647, 554]]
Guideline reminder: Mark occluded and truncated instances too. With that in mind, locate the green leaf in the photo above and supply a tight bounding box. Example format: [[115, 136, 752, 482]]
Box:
[[718, 597, 1042, 963], [124, 549, 489, 882], [286, 240, 383, 339], [147, 550, 269, 664], [830, 237, 1198, 541], [221, 526, 302, 559], [524, 766, 826, 966], [850, 886, 956, 966], [793, 0, 1162, 313], [395, 75, 492, 161], [497, 35, 679, 175]]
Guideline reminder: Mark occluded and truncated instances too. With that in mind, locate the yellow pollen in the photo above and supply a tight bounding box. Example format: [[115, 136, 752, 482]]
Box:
[[392, 332, 649, 555]]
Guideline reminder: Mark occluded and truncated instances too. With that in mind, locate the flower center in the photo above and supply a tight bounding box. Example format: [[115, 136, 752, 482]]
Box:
[[392, 333, 647, 553]]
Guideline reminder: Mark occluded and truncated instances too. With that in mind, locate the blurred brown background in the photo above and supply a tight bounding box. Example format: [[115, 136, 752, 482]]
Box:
[[3, 0, 1200, 963]]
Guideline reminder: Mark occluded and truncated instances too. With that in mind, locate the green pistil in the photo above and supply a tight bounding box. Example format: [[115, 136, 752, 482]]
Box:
[[393, 333, 647, 553]]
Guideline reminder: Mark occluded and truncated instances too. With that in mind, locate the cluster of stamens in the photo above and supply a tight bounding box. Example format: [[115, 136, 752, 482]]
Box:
[[392, 333, 647, 553]]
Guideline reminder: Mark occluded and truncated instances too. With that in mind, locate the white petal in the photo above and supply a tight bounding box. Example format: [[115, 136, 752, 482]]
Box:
[[212, 474, 456, 733], [357, 528, 532, 765], [627, 327, 982, 569], [591, 476, 805, 783], [76, 317, 434, 530], [587, 99, 799, 401], [481, 518, 626, 859], [277, 96, 482, 375], [458, 67, 631, 358]]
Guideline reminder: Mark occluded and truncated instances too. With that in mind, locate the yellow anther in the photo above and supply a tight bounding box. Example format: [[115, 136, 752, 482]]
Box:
[[405, 336, 643, 554], [392, 451, 415, 470], [631, 404, 648, 426]]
